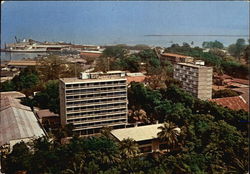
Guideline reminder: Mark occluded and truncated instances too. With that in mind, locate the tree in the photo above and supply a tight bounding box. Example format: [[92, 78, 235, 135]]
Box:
[[119, 138, 140, 158], [212, 89, 240, 98], [3, 142, 32, 174], [33, 80, 59, 113], [37, 54, 68, 81], [228, 39, 246, 60], [0, 80, 15, 92], [157, 122, 180, 148], [102, 46, 128, 58], [202, 40, 224, 49]]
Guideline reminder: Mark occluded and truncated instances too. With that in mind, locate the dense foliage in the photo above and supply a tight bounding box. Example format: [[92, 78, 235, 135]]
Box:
[[3, 83, 248, 174], [0, 67, 39, 94], [212, 89, 240, 98], [95, 47, 163, 75], [202, 40, 224, 49], [165, 43, 249, 79]]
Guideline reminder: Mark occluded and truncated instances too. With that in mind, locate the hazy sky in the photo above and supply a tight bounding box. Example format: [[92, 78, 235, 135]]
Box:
[[1, 1, 249, 47]]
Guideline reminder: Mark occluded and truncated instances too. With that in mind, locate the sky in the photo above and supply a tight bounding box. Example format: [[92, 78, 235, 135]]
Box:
[[1, 1, 249, 47]]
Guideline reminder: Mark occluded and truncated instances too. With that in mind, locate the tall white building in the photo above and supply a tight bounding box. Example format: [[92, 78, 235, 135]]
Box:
[[59, 71, 128, 135], [173, 62, 213, 100]]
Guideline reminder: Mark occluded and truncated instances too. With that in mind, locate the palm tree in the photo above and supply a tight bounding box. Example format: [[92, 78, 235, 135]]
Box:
[[62, 160, 84, 174], [157, 122, 181, 148], [119, 138, 140, 158], [100, 126, 113, 139]]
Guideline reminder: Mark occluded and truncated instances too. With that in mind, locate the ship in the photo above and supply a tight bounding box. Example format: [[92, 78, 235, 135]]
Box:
[[4, 38, 72, 52]]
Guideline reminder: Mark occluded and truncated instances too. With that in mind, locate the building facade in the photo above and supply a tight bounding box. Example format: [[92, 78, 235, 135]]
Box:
[[160, 53, 194, 64], [174, 63, 213, 100], [59, 71, 128, 135]]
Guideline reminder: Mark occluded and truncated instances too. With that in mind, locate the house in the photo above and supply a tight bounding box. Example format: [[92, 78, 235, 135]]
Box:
[[0, 96, 46, 151], [111, 124, 180, 153], [36, 109, 60, 130], [126, 72, 146, 84], [209, 96, 249, 112], [160, 53, 194, 64]]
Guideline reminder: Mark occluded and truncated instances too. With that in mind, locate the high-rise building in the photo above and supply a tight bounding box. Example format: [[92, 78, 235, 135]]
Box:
[[173, 62, 213, 100], [59, 71, 128, 135]]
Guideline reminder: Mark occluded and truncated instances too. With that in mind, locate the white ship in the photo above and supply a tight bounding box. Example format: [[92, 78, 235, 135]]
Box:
[[4, 38, 71, 52]]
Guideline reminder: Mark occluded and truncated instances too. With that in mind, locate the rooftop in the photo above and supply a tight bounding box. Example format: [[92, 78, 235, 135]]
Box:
[[161, 53, 192, 58], [0, 91, 25, 99], [111, 124, 163, 142], [0, 96, 30, 111], [0, 97, 46, 147], [126, 76, 146, 84], [60, 71, 126, 83], [176, 62, 212, 69], [36, 109, 59, 119], [8, 60, 40, 66], [209, 96, 249, 112]]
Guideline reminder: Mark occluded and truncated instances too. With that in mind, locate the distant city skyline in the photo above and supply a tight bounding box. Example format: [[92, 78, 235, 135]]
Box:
[[1, 1, 249, 47]]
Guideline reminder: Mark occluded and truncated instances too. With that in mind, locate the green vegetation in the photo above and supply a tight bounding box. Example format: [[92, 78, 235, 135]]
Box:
[[165, 42, 249, 79], [228, 39, 247, 60], [95, 47, 164, 75], [212, 89, 240, 98], [0, 55, 83, 113], [0, 67, 39, 95], [33, 80, 60, 113], [202, 40, 224, 49], [3, 83, 248, 174]]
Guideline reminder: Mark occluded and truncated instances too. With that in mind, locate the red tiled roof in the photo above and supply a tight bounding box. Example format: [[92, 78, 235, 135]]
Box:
[[161, 53, 191, 58], [231, 78, 249, 85], [126, 76, 146, 84], [209, 96, 249, 112]]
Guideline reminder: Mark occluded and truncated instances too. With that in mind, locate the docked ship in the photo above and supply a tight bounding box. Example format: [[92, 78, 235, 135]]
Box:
[[4, 38, 72, 52]]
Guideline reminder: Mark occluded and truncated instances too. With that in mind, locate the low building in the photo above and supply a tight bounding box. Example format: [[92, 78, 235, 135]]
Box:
[[161, 53, 194, 64], [0, 96, 46, 151], [174, 63, 213, 100], [0, 91, 26, 99], [111, 124, 179, 153], [126, 72, 146, 84], [36, 109, 60, 130], [209, 96, 249, 112], [80, 51, 102, 59]]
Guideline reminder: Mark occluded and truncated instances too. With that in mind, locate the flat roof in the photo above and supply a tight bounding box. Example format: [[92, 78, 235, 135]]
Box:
[[60, 77, 126, 84], [36, 109, 59, 119], [161, 53, 192, 58], [111, 124, 163, 142], [176, 62, 212, 69]]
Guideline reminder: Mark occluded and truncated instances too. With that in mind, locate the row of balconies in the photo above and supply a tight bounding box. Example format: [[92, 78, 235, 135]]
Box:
[[65, 81, 126, 89], [66, 86, 126, 94], [66, 99, 127, 109], [66, 96, 126, 105], [65, 89, 127, 96], [66, 104, 127, 114], [73, 120, 127, 130], [66, 83, 126, 91], [66, 93, 127, 101], [67, 109, 127, 120], [68, 115, 127, 125]]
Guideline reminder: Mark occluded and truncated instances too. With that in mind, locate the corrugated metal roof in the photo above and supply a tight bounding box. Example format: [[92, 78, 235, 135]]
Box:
[[0, 98, 46, 147], [111, 124, 163, 142], [209, 96, 249, 112]]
